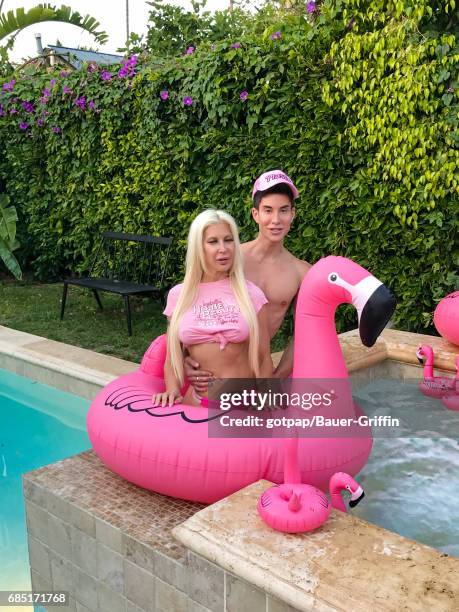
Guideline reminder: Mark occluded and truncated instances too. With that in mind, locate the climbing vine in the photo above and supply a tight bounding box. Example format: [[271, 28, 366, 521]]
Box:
[[0, 0, 457, 335]]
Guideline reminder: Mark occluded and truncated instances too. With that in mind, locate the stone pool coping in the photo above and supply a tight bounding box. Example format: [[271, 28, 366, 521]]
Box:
[[2, 324, 458, 611], [0, 325, 457, 401], [173, 480, 459, 612]]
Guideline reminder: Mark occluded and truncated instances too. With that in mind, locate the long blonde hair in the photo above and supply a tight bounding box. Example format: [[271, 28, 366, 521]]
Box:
[[168, 209, 260, 386]]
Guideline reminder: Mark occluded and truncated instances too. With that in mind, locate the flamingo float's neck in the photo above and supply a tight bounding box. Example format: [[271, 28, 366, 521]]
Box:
[[292, 303, 349, 379], [420, 346, 435, 380], [284, 438, 301, 484], [285, 295, 349, 485], [330, 491, 347, 512]]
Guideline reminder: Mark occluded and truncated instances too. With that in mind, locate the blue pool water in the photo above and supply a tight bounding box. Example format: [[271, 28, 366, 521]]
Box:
[[353, 378, 459, 557], [0, 368, 90, 605]]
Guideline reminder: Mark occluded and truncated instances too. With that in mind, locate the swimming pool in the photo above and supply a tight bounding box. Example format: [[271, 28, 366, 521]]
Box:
[[0, 368, 90, 609], [352, 377, 459, 557]]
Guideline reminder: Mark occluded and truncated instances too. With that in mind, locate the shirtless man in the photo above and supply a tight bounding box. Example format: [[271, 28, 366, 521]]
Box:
[[185, 170, 311, 391]]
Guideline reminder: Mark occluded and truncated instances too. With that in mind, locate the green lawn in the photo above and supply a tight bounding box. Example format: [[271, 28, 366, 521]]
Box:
[[0, 279, 167, 363], [0, 278, 289, 363]]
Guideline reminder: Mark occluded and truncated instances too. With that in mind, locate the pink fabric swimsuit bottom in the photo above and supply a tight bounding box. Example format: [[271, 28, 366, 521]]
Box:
[[163, 278, 268, 349]]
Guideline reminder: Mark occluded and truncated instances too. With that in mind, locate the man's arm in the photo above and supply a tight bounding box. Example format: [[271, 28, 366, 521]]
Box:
[[273, 339, 294, 379], [257, 306, 274, 377], [272, 259, 310, 379]]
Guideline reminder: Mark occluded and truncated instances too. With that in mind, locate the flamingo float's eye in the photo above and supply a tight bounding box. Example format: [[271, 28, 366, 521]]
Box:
[[328, 273, 339, 283], [346, 485, 351, 491]]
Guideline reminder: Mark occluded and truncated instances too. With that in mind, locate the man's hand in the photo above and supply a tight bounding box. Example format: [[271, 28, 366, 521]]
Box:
[[184, 355, 214, 394], [152, 389, 183, 408]]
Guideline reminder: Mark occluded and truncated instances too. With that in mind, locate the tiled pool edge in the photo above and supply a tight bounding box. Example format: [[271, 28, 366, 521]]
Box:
[[0, 326, 136, 400], [2, 325, 457, 611], [23, 453, 294, 612]]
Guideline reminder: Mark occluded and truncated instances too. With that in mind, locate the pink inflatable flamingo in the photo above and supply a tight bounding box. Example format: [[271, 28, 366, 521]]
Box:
[[416, 345, 456, 399], [88, 256, 394, 504], [257, 256, 395, 532], [257, 473, 364, 533], [442, 357, 459, 411]]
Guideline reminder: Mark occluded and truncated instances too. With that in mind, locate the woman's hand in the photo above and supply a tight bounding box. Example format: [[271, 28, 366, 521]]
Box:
[[152, 389, 183, 407]]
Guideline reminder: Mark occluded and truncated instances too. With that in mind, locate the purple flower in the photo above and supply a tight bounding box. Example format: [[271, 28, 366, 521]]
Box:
[[160, 90, 169, 101], [2, 79, 16, 92], [0, 105, 5, 117], [19, 121, 29, 130], [88, 99, 95, 110], [186, 46, 195, 55], [9, 107, 17, 115], [306, 1, 316, 13], [270, 31, 282, 40], [75, 96, 86, 110], [231, 43, 241, 49], [63, 85, 72, 95], [101, 70, 112, 81], [36, 118, 44, 127], [43, 87, 51, 97], [59, 70, 69, 77], [183, 96, 193, 106], [239, 90, 249, 101], [52, 126, 61, 134], [50, 78, 56, 86], [21, 101, 35, 113], [87, 63, 98, 73], [118, 55, 138, 78]]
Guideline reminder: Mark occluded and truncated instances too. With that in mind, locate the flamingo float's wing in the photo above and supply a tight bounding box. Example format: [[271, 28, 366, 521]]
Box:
[[104, 385, 223, 423]]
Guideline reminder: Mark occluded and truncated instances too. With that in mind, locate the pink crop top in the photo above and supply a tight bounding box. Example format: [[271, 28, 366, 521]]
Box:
[[163, 278, 268, 350]]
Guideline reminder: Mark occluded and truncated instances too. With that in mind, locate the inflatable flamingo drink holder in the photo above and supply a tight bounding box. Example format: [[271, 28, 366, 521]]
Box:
[[256, 256, 395, 533], [87, 256, 396, 507], [416, 345, 457, 399]]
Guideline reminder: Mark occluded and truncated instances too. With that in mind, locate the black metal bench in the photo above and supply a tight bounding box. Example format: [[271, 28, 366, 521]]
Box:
[[60, 231, 173, 335]]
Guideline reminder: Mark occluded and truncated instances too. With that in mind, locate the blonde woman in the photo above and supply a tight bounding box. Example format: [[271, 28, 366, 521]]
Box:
[[153, 209, 273, 407]]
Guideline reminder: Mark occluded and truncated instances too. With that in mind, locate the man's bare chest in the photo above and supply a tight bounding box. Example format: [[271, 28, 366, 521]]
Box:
[[244, 260, 300, 309]]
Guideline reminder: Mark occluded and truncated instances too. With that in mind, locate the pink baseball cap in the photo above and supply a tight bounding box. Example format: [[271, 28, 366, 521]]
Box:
[[252, 169, 299, 200]]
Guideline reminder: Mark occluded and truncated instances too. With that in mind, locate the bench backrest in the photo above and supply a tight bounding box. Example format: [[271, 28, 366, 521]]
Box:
[[89, 231, 173, 288]]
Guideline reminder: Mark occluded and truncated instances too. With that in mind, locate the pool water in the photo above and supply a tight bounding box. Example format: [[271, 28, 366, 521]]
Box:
[[0, 368, 90, 609], [352, 377, 459, 557]]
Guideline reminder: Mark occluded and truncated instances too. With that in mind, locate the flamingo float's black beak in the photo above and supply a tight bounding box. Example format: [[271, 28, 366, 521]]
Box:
[[349, 489, 365, 508], [359, 284, 396, 347]]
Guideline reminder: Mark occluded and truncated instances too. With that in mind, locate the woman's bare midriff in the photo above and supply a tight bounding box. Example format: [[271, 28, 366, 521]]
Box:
[[184, 340, 255, 405]]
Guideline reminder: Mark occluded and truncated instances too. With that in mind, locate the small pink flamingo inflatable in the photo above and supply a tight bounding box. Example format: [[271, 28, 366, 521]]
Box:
[[416, 345, 456, 398], [442, 357, 459, 411], [257, 473, 364, 533]]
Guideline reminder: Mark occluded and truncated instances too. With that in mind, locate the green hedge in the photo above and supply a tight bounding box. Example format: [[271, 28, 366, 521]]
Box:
[[0, 0, 457, 337]]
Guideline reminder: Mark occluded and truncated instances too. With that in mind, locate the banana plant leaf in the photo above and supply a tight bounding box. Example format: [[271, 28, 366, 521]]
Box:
[[0, 4, 108, 45], [0, 194, 22, 279]]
